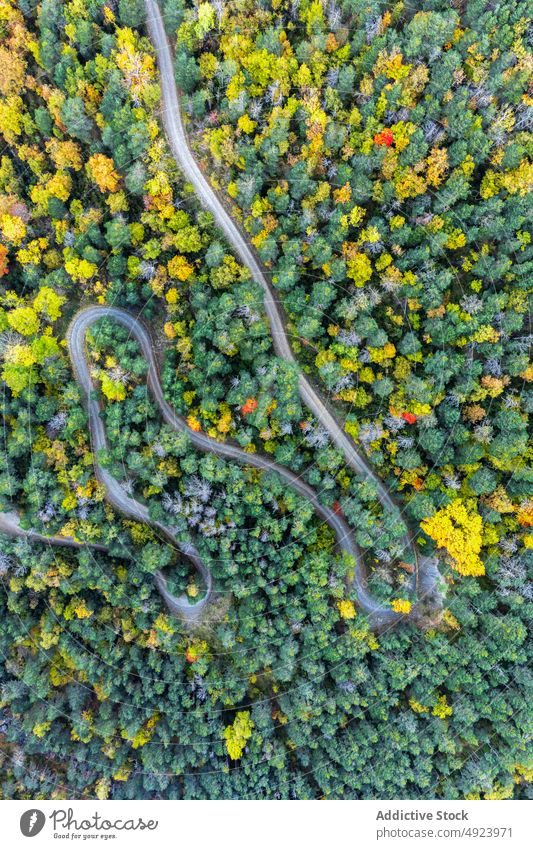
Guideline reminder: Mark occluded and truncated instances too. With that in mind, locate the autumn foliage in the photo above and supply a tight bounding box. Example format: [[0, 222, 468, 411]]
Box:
[[0, 0, 529, 804], [374, 129, 394, 146], [421, 500, 485, 576], [241, 397, 258, 415]]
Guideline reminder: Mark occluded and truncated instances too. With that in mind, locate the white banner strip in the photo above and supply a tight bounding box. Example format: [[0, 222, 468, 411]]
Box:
[[1, 799, 530, 849]]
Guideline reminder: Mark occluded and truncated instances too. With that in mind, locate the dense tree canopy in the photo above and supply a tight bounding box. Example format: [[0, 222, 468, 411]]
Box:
[[0, 0, 531, 800]]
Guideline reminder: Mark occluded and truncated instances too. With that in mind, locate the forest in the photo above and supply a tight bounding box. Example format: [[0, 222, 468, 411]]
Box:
[[0, 0, 531, 800]]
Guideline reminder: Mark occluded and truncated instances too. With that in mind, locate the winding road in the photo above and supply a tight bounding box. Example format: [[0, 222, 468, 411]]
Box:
[[144, 0, 416, 556], [0, 1, 442, 628], [2, 305, 418, 625]]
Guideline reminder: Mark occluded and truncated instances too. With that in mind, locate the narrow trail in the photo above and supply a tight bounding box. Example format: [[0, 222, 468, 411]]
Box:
[[0, 2, 442, 628], [0, 510, 107, 552]]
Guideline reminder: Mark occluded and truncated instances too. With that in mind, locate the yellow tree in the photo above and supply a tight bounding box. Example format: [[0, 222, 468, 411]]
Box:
[[421, 499, 485, 576], [223, 711, 254, 760], [86, 153, 120, 192]]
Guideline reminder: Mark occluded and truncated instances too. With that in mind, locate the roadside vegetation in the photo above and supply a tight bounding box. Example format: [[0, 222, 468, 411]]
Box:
[[0, 0, 530, 800]]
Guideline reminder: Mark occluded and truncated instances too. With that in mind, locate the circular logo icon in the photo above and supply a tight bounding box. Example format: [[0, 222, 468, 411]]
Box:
[[20, 809, 46, 837]]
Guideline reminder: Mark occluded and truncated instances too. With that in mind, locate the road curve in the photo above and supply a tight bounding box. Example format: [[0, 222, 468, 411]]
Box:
[[68, 305, 413, 626], [1, 305, 417, 627]]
